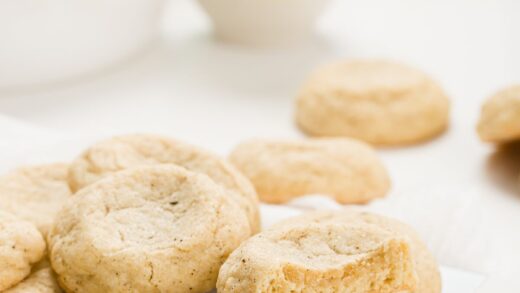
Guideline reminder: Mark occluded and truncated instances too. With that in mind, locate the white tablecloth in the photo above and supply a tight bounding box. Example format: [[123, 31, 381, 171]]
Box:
[[0, 0, 519, 291]]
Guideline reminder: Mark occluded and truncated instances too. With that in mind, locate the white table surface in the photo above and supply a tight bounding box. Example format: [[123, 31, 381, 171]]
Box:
[[0, 0, 519, 291]]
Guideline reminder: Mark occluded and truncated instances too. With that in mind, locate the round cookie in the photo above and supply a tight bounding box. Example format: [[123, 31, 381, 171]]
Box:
[[4, 261, 62, 293], [229, 138, 390, 204], [477, 85, 520, 143], [68, 134, 260, 233], [296, 60, 450, 145], [275, 211, 441, 293], [0, 212, 46, 291], [217, 221, 417, 292], [0, 163, 72, 235], [48, 165, 251, 293]]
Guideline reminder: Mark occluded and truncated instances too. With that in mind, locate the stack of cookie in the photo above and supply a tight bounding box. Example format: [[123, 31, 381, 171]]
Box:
[[0, 132, 441, 292], [1, 134, 259, 293]]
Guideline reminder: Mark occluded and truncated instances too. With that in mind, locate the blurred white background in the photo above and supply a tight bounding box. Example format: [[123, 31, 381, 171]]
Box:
[[0, 0, 519, 291], [0, 0, 518, 141]]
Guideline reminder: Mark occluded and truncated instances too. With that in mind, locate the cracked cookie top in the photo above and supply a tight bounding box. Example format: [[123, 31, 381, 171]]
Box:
[[0, 211, 46, 291], [48, 165, 251, 293], [68, 134, 260, 233]]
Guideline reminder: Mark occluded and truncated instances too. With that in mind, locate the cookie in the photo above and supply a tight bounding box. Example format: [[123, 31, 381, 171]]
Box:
[[477, 85, 520, 143], [68, 134, 260, 233], [296, 60, 450, 145], [0, 212, 46, 291], [0, 163, 71, 235], [4, 261, 62, 293], [275, 211, 441, 293], [217, 221, 417, 292], [48, 165, 251, 293], [229, 138, 390, 204]]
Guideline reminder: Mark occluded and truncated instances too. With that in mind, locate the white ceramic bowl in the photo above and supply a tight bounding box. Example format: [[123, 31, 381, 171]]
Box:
[[197, 0, 329, 47], [0, 0, 165, 89]]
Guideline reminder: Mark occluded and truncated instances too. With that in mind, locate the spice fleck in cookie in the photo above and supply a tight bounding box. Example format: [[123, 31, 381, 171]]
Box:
[[48, 165, 251, 293], [0, 212, 46, 291], [217, 219, 417, 292], [229, 138, 390, 204], [296, 60, 450, 146], [4, 261, 62, 293], [477, 85, 520, 143], [0, 163, 71, 235], [275, 211, 442, 293], [68, 134, 260, 233]]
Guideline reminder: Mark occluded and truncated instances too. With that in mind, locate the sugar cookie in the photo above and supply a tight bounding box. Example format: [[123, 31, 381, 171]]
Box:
[[49, 165, 251, 293], [217, 220, 417, 292], [477, 85, 520, 143], [68, 134, 260, 232], [4, 261, 62, 293], [229, 138, 390, 204], [0, 164, 71, 235], [0, 212, 46, 291], [275, 211, 442, 293], [296, 60, 450, 145]]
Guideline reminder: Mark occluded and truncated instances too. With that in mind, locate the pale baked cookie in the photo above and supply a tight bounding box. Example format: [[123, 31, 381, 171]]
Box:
[[477, 85, 520, 143], [275, 211, 441, 293], [4, 261, 62, 293], [48, 165, 251, 293], [0, 212, 46, 291], [229, 138, 390, 204], [217, 221, 417, 292], [68, 134, 260, 233], [0, 163, 71, 235], [296, 60, 450, 145]]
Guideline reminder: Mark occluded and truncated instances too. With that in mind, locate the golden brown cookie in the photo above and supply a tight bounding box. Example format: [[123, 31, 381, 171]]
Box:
[[48, 165, 251, 293], [0, 163, 71, 235], [217, 219, 417, 292], [296, 60, 450, 145], [0, 212, 46, 291], [4, 261, 62, 293], [68, 134, 260, 233], [477, 85, 520, 143], [229, 138, 390, 204], [274, 211, 442, 293]]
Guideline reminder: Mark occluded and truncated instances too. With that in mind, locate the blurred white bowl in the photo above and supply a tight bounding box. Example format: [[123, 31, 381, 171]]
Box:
[[0, 0, 165, 89], [197, 0, 329, 47]]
